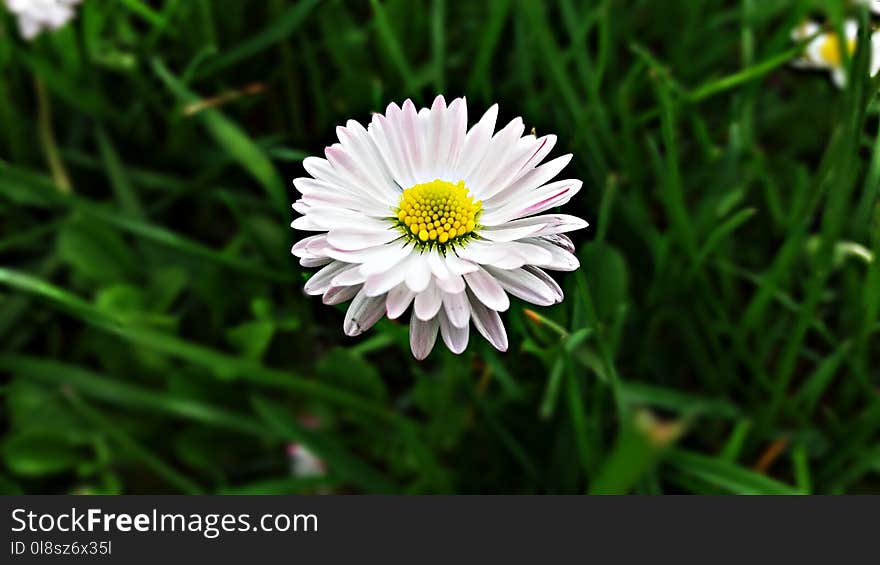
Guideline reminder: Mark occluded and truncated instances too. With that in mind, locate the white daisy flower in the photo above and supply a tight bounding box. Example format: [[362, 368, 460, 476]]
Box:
[[291, 96, 587, 360], [4, 0, 82, 40], [791, 20, 880, 87], [287, 443, 325, 478]]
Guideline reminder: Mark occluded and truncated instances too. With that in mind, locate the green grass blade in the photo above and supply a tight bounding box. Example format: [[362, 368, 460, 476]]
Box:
[[666, 448, 802, 495], [0, 355, 265, 436], [152, 59, 288, 215], [195, 0, 319, 78], [64, 391, 203, 494], [0, 268, 400, 424]]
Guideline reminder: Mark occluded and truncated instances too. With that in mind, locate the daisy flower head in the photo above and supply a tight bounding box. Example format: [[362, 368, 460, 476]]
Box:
[[791, 20, 880, 87], [292, 96, 588, 360], [4, 0, 82, 40]]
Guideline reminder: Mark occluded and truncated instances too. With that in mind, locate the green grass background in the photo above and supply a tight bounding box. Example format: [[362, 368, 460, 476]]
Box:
[[1, 0, 879, 494]]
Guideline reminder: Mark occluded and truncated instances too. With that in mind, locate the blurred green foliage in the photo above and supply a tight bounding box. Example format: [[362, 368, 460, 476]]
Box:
[[1, 0, 880, 494]]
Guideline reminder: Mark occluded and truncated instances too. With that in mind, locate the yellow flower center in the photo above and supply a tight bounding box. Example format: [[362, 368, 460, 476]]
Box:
[[395, 179, 482, 248], [818, 34, 856, 67]]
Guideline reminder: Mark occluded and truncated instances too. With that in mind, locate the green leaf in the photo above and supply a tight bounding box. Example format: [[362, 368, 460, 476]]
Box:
[[226, 320, 275, 360], [619, 382, 741, 420], [195, 0, 319, 77], [95, 285, 145, 316], [0, 165, 291, 282], [0, 268, 402, 423], [151, 59, 287, 215], [589, 411, 685, 494], [578, 242, 629, 323], [57, 220, 137, 283], [1, 355, 265, 438], [3, 431, 82, 477], [96, 126, 144, 218], [316, 348, 388, 403], [666, 448, 802, 495], [94, 284, 177, 330]]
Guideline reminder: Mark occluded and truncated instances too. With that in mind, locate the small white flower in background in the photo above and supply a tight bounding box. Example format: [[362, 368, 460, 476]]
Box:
[[791, 20, 880, 87], [857, 0, 880, 15], [287, 444, 326, 478], [291, 96, 587, 359], [4, 0, 82, 40]]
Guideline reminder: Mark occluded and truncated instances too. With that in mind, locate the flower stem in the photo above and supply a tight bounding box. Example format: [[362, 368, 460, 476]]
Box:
[[34, 77, 72, 193]]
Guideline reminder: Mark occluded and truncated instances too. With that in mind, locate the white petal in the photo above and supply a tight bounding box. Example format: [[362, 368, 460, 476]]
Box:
[[381, 102, 418, 185], [454, 104, 498, 180], [792, 21, 819, 42], [362, 249, 417, 296], [400, 99, 426, 181], [872, 32, 880, 77], [335, 120, 397, 200], [463, 268, 510, 311], [324, 244, 401, 264], [368, 112, 411, 188], [481, 179, 583, 226], [439, 309, 469, 354], [484, 267, 558, 306], [292, 200, 310, 215], [494, 214, 589, 238], [294, 177, 390, 217], [386, 284, 416, 319], [405, 257, 432, 292], [467, 117, 524, 199], [478, 134, 542, 200], [363, 266, 409, 297], [292, 234, 327, 258], [436, 272, 465, 294], [326, 227, 400, 251], [323, 284, 362, 305], [305, 152, 383, 203], [290, 215, 324, 231], [331, 266, 367, 287], [445, 253, 479, 275], [359, 243, 412, 276], [507, 134, 557, 186], [423, 95, 446, 179], [508, 241, 554, 264], [526, 238, 580, 271], [19, 17, 42, 39], [444, 97, 468, 173], [301, 257, 332, 268], [427, 252, 451, 280], [486, 154, 573, 206], [302, 207, 375, 230], [343, 289, 386, 337], [523, 266, 564, 302], [467, 289, 508, 352], [324, 145, 393, 203], [410, 312, 439, 360], [442, 291, 470, 328], [456, 240, 524, 269], [480, 222, 547, 242], [539, 233, 576, 253], [303, 261, 352, 295], [457, 240, 552, 270], [845, 20, 859, 41], [414, 280, 443, 320]]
